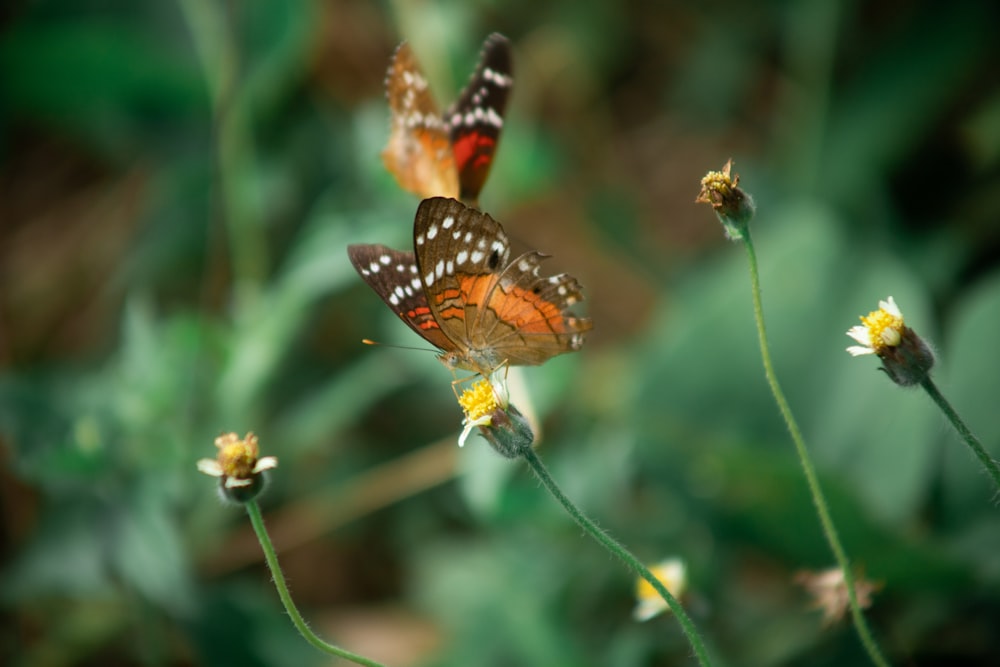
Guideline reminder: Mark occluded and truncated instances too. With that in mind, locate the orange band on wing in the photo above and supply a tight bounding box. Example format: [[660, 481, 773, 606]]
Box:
[[403, 305, 441, 331], [431, 275, 570, 335]]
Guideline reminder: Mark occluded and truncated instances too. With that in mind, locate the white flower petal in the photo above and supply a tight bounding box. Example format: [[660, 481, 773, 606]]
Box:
[[633, 598, 669, 622], [252, 456, 279, 473], [197, 459, 224, 477], [846, 345, 875, 356], [880, 296, 901, 318], [458, 415, 491, 447], [846, 326, 872, 346], [879, 327, 901, 347]]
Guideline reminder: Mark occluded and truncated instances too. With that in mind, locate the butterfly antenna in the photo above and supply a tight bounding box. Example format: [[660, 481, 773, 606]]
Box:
[[361, 339, 440, 356]]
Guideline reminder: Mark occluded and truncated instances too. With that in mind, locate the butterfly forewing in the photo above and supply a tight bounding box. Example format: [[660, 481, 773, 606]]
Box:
[[381, 42, 460, 200], [346, 243, 455, 352], [446, 33, 513, 203], [411, 197, 592, 372]]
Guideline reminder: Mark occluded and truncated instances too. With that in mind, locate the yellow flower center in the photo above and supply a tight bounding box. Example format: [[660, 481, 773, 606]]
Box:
[[695, 159, 740, 211], [458, 379, 498, 421], [215, 432, 260, 478], [860, 307, 904, 352]]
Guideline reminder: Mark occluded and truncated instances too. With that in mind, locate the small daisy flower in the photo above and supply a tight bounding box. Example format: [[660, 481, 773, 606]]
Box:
[[846, 296, 934, 386], [197, 432, 278, 502], [633, 558, 688, 622], [795, 567, 881, 627], [456, 375, 533, 458], [458, 378, 501, 448], [846, 296, 905, 357], [696, 159, 755, 240]]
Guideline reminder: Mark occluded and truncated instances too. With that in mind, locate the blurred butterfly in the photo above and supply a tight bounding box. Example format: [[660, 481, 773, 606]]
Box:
[[381, 33, 512, 206]]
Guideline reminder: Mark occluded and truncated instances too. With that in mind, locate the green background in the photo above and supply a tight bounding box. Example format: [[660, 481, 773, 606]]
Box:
[[2, 0, 1000, 665]]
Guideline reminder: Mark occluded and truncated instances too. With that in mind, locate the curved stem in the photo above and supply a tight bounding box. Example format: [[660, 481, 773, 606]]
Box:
[[245, 500, 388, 667], [741, 233, 890, 667], [519, 446, 713, 667], [919, 377, 1000, 491]]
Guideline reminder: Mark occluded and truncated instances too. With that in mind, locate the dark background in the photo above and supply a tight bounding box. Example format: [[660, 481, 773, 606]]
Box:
[[2, 0, 1000, 665]]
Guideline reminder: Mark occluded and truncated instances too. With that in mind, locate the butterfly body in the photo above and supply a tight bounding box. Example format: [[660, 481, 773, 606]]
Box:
[[348, 197, 591, 376]]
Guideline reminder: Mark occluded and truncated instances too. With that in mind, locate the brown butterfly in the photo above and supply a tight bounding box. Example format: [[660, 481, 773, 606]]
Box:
[[348, 197, 591, 376]]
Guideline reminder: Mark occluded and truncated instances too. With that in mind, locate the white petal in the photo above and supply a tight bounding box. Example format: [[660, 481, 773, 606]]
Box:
[[458, 415, 491, 447], [633, 598, 669, 622], [197, 459, 224, 477], [880, 296, 902, 318], [879, 327, 901, 347], [252, 456, 279, 473], [846, 326, 871, 346], [846, 345, 875, 356]]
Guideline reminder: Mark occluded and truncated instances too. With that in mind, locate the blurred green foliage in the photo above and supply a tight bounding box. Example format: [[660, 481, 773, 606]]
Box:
[[2, 0, 1000, 665]]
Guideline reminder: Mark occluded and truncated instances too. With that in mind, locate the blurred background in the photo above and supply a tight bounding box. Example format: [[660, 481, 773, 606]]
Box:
[[2, 0, 1000, 665]]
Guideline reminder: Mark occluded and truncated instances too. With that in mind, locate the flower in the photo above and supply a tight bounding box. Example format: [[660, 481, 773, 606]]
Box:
[[795, 567, 881, 626], [846, 296, 934, 386], [197, 432, 278, 502], [695, 159, 755, 240], [846, 296, 905, 357], [633, 558, 688, 622], [456, 375, 533, 458], [458, 378, 500, 447]]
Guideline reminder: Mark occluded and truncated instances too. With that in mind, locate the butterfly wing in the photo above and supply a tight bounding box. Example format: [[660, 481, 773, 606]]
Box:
[[446, 33, 513, 204], [346, 243, 456, 352], [480, 251, 593, 366], [412, 197, 591, 372], [381, 42, 460, 200]]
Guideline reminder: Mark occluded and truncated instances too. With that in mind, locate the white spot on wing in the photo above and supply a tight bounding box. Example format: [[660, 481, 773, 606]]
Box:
[[484, 68, 512, 87]]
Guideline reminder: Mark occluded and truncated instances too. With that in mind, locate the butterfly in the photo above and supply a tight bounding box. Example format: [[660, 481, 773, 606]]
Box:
[[381, 33, 512, 206], [348, 197, 592, 376]]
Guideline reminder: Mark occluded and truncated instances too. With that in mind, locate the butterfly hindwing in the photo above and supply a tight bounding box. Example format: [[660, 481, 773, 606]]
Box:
[[446, 33, 513, 203]]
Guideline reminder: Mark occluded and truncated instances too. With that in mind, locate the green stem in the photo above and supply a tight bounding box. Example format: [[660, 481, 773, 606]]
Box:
[[245, 500, 388, 667], [919, 377, 1000, 491], [178, 0, 267, 312], [519, 445, 713, 667], [740, 232, 890, 667]]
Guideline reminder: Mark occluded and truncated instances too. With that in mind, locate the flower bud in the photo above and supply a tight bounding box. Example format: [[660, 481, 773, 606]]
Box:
[[695, 159, 756, 240]]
